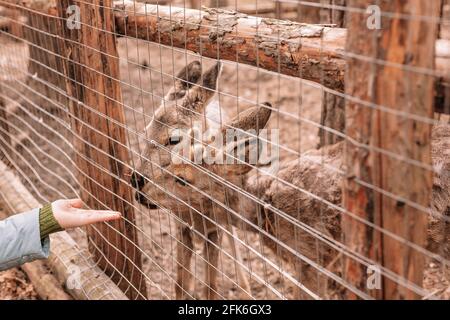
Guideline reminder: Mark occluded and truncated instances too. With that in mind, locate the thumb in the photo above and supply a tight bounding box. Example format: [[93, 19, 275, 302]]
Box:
[[68, 198, 84, 209]]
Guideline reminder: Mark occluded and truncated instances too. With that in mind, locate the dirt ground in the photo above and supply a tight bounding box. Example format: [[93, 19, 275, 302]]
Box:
[[0, 0, 449, 300], [0, 268, 38, 300]]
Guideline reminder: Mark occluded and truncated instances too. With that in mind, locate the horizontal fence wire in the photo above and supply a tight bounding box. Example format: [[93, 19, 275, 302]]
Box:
[[0, 0, 449, 300]]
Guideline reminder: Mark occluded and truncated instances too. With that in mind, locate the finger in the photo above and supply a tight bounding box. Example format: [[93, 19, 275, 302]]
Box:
[[75, 209, 122, 225], [75, 209, 121, 216], [68, 198, 84, 209]]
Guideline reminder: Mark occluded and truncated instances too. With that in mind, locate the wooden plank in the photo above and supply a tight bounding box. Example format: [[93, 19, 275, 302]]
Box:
[[56, 0, 147, 300], [343, 0, 438, 300]]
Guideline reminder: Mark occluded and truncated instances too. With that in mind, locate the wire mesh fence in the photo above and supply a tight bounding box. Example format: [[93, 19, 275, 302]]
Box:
[[0, 0, 449, 300]]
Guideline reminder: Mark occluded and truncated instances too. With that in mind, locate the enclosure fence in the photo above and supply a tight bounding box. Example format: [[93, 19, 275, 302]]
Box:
[[0, 0, 449, 300]]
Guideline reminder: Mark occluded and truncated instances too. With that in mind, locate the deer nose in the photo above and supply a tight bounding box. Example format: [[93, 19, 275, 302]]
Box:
[[130, 172, 158, 210], [130, 171, 146, 190]]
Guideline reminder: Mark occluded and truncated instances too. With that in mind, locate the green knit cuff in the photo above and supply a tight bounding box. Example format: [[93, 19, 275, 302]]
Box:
[[39, 203, 63, 240]]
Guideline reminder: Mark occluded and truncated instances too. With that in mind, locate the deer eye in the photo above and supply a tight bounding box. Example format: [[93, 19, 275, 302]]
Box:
[[166, 136, 180, 146], [175, 176, 188, 186], [166, 129, 183, 146]]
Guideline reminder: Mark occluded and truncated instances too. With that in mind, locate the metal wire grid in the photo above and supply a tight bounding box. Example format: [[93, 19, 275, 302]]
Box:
[[0, 0, 448, 300]]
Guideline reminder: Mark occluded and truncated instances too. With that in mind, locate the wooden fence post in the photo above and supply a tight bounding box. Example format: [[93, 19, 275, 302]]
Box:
[[56, 0, 147, 299], [318, 0, 346, 148], [343, 1, 439, 299]]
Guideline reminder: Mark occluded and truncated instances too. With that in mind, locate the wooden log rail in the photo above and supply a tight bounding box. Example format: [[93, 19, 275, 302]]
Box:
[[113, 2, 347, 88], [1, 0, 449, 113]]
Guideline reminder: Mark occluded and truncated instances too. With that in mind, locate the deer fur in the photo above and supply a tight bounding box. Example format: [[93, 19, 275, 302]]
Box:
[[166, 115, 449, 298], [235, 121, 449, 298], [242, 124, 450, 298]]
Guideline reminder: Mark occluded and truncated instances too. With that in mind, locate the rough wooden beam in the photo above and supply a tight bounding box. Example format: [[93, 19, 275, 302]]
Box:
[[111, 1, 449, 113], [0, 161, 128, 300], [112, 1, 347, 91], [20, 260, 72, 300], [48, 232, 129, 300], [2, 0, 449, 113], [343, 0, 438, 300]]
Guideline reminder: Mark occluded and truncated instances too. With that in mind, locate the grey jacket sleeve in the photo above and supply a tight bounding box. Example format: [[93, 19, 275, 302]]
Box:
[[0, 208, 50, 271]]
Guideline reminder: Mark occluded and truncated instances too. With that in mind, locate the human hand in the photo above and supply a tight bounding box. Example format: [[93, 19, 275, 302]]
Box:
[[51, 198, 121, 229]]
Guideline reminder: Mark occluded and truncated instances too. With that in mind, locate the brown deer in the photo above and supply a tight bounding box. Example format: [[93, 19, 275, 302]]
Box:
[[131, 61, 257, 299], [133, 99, 449, 299]]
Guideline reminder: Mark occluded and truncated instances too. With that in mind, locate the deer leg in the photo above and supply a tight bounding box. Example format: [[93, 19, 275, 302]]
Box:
[[294, 263, 317, 300], [294, 263, 304, 300], [224, 226, 252, 299], [204, 230, 221, 299], [295, 263, 331, 300], [176, 226, 194, 299]]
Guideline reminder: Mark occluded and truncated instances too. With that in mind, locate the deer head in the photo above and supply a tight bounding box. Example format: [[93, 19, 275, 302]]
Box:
[[131, 60, 224, 208], [130, 60, 274, 226]]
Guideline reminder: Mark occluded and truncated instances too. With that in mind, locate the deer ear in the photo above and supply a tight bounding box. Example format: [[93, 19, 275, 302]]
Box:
[[222, 103, 272, 138], [216, 103, 273, 176], [166, 61, 202, 101], [182, 62, 223, 112]]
